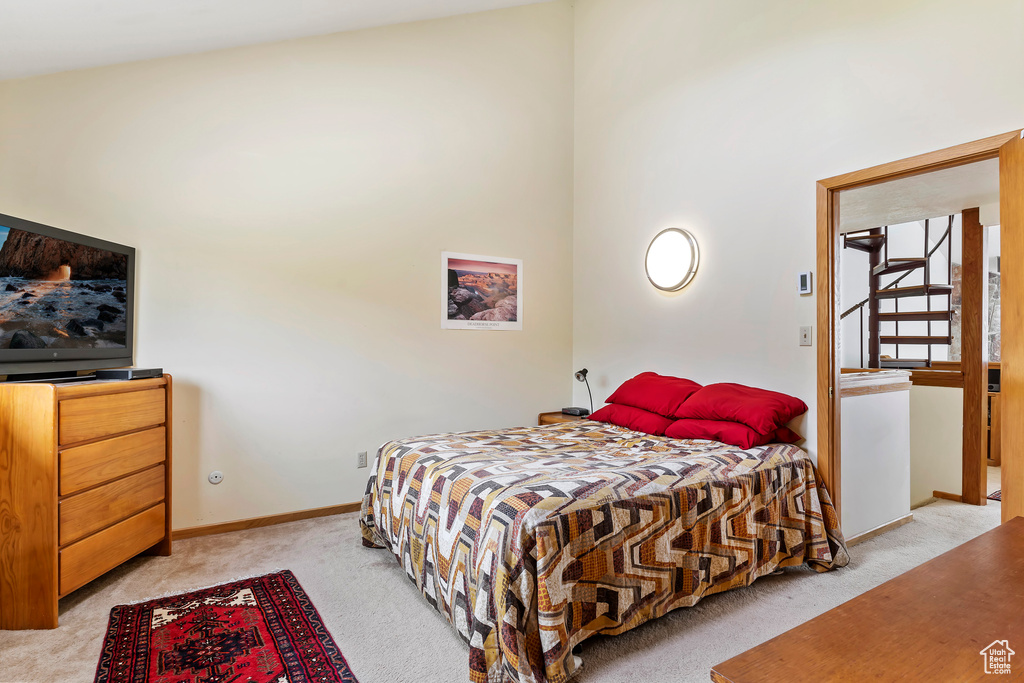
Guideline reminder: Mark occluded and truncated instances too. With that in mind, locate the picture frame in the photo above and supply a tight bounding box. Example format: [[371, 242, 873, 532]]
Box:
[[442, 252, 522, 331]]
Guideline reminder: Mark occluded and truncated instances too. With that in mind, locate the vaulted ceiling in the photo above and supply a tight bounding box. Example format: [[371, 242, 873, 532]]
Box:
[[0, 0, 548, 81]]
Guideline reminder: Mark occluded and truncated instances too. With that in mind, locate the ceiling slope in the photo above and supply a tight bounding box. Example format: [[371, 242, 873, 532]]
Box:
[[0, 0, 548, 81]]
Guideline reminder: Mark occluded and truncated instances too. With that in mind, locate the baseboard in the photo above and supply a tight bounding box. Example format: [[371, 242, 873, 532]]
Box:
[[932, 490, 963, 503], [846, 513, 914, 547], [172, 502, 361, 540]]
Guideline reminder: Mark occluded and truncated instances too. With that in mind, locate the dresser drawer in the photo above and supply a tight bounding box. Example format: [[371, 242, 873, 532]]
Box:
[[59, 427, 166, 496], [59, 466, 165, 545], [60, 503, 165, 596], [59, 389, 166, 445]]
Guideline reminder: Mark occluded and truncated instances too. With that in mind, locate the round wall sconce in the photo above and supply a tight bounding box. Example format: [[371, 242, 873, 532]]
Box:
[[645, 228, 699, 291]]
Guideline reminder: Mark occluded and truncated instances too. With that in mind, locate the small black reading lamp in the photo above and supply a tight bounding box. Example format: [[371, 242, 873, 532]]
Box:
[[562, 368, 593, 416]]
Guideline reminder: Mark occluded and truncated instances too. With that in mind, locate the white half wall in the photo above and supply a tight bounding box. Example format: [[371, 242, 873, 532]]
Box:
[[910, 385, 963, 507], [0, 1, 575, 528], [572, 0, 1024, 457], [840, 384, 911, 538]]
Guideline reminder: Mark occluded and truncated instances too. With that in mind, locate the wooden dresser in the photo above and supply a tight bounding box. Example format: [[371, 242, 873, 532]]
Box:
[[0, 375, 172, 630]]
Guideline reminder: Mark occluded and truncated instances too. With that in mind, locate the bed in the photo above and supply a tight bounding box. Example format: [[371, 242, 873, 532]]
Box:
[[360, 420, 848, 683]]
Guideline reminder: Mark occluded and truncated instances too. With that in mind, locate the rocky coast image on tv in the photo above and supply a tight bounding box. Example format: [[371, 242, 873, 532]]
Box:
[[0, 212, 135, 376]]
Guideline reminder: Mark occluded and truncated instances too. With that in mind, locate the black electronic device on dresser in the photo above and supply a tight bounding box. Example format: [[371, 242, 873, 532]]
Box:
[[95, 367, 163, 381], [561, 406, 590, 416], [0, 212, 135, 380]]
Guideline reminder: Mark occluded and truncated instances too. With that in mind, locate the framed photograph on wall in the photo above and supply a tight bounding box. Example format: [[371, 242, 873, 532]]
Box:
[[442, 252, 522, 330]]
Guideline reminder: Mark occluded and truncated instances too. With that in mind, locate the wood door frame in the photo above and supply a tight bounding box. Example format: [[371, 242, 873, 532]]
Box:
[[1001, 132, 1024, 522], [816, 131, 1021, 517]]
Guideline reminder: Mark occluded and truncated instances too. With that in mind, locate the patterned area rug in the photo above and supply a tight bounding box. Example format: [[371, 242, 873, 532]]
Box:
[[989, 490, 1002, 501], [95, 570, 358, 683]]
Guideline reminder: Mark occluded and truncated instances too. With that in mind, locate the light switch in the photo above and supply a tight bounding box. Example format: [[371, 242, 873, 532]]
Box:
[[800, 326, 813, 346]]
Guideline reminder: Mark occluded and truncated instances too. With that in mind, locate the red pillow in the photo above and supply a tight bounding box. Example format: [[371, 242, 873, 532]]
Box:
[[665, 419, 803, 449], [606, 372, 702, 417], [774, 426, 803, 444], [672, 383, 807, 434], [589, 404, 674, 436], [664, 419, 771, 449]]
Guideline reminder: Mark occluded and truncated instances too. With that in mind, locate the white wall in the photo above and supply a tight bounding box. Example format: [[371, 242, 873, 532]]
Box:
[[910, 385, 964, 506], [2, 0, 1020, 528], [839, 245, 870, 369], [573, 0, 1024, 455], [0, 2, 575, 528]]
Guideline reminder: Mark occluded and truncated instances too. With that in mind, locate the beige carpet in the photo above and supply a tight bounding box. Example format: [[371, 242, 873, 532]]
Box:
[[0, 499, 1001, 683]]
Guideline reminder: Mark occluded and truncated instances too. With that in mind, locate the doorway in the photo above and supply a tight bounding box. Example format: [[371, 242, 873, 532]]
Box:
[[815, 130, 1023, 526]]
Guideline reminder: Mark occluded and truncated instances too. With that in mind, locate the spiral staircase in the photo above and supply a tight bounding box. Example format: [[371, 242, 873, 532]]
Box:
[[841, 217, 955, 369]]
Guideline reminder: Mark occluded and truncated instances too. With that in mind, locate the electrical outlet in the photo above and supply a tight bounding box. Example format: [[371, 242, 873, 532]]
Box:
[[357, 451, 368, 468], [208, 471, 224, 485], [799, 326, 813, 347]]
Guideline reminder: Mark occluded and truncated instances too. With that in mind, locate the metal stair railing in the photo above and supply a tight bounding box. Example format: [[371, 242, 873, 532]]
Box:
[[840, 217, 954, 368], [840, 220, 952, 320]]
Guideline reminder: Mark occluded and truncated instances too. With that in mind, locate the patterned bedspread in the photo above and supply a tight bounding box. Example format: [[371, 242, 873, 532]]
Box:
[[360, 421, 848, 683]]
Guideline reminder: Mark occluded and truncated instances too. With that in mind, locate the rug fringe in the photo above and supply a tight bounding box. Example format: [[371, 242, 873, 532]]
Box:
[[114, 568, 292, 606]]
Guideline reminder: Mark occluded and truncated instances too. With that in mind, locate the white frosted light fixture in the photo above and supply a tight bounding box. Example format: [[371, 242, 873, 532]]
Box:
[[645, 228, 699, 291]]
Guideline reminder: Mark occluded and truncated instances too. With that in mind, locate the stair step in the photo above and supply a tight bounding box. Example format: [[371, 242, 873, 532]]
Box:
[[875, 284, 953, 300], [880, 335, 953, 346], [872, 258, 927, 277], [844, 232, 886, 253], [878, 310, 952, 322], [880, 358, 930, 368]]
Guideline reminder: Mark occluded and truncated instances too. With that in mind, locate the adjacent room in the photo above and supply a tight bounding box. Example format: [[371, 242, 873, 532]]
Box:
[[836, 160, 1004, 540], [0, 1, 1022, 682]]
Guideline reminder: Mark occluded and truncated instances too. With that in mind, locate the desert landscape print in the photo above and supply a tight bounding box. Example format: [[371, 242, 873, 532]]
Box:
[[0, 226, 129, 350], [446, 256, 519, 323]]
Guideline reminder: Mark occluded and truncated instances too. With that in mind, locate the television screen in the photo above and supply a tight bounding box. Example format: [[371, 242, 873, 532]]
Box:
[[0, 213, 134, 376], [0, 225, 129, 350]]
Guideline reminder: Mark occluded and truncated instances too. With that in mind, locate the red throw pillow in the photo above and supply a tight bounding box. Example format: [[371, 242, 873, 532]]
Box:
[[773, 426, 803, 444], [606, 372, 702, 417], [589, 404, 674, 436], [664, 419, 779, 449], [672, 383, 807, 434]]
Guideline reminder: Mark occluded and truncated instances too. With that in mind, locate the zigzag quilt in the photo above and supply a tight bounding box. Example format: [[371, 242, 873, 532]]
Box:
[[360, 421, 848, 683]]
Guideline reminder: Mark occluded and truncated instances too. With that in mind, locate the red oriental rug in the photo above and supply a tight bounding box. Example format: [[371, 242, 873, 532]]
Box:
[[95, 570, 358, 683]]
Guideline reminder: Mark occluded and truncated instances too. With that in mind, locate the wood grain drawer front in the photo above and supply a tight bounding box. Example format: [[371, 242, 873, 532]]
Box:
[[60, 427, 166, 496], [59, 466, 165, 546], [60, 503, 165, 596], [59, 388, 166, 445]]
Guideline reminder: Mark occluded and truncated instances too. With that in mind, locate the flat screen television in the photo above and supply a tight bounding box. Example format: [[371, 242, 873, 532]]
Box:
[[0, 212, 135, 379]]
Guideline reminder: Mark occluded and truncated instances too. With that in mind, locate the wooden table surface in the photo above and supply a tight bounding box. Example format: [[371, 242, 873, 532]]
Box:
[[711, 517, 1024, 682]]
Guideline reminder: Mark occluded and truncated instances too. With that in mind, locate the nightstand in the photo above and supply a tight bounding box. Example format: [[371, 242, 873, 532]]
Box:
[[538, 411, 588, 426]]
